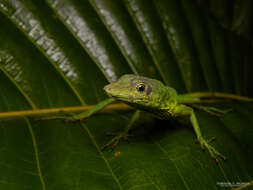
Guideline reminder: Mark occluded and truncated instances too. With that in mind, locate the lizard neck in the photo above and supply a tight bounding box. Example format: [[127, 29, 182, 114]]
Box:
[[160, 86, 178, 110]]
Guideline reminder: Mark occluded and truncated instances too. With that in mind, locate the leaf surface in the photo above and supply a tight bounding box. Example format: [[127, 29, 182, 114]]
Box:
[[0, 0, 253, 189]]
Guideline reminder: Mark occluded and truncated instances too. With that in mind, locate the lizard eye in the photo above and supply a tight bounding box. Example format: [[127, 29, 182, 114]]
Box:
[[136, 83, 145, 92]]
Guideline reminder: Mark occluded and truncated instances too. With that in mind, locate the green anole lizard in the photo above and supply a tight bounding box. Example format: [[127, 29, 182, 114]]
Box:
[[41, 74, 253, 162]]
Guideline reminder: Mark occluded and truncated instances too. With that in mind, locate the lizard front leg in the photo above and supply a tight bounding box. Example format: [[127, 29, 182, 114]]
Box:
[[36, 98, 115, 122], [100, 110, 140, 151], [172, 104, 226, 162]]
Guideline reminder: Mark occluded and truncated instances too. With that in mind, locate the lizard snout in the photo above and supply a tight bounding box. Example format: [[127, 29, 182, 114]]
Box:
[[104, 84, 110, 91], [104, 84, 114, 95]]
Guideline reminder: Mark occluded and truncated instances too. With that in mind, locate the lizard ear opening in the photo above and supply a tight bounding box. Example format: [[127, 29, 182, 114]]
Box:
[[136, 83, 146, 93]]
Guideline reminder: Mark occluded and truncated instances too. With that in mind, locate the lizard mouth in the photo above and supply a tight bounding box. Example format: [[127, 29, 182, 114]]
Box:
[[105, 91, 128, 101], [107, 92, 143, 103], [108, 94, 149, 104], [108, 94, 131, 102]]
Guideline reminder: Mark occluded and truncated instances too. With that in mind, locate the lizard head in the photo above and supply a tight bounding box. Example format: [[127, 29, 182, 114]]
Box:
[[104, 74, 177, 109]]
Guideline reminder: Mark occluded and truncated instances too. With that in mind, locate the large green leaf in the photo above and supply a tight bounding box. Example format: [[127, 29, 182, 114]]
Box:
[[0, 0, 253, 189]]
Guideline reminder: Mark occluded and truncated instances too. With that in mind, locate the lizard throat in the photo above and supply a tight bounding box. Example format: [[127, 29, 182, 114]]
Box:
[[107, 93, 149, 104]]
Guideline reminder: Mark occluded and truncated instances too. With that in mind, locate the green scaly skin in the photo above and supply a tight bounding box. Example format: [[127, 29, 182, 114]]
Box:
[[103, 74, 226, 162], [42, 74, 253, 162]]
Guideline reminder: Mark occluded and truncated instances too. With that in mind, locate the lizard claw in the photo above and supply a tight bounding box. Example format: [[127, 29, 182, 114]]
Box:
[[100, 139, 119, 151], [100, 132, 132, 151], [197, 137, 226, 163]]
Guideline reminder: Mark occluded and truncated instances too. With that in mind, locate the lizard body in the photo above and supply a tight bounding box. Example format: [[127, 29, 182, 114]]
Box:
[[44, 74, 241, 162], [102, 75, 226, 162]]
